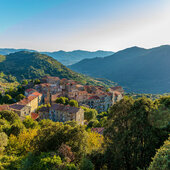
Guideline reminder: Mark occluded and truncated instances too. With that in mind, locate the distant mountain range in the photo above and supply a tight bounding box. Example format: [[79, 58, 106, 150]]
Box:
[[0, 48, 114, 66], [0, 51, 116, 87], [69, 45, 170, 94]]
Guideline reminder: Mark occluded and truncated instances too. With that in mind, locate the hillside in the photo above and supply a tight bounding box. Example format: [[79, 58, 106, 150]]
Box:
[[70, 45, 170, 94], [0, 48, 114, 66], [0, 51, 116, 87]]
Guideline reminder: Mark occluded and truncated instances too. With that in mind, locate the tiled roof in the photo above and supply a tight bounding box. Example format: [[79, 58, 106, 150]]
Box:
[[30, 92, 42, 97], [31, 113, 39, 120], [25, 88, 36, 93], [51, 103, 81, 114], [9, 104, 26, 110], [19, 93, 40, 105], [88, 95, 100, 100], [0, 105, 10, 111]]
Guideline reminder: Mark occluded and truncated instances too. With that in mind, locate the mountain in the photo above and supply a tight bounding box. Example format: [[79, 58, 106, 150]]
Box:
[[69, 45, 170, 94], [0, 48, 36, 55], [0, 48, 114, 66], [0, 51, 116, 87], [41, 50, 114, 65]]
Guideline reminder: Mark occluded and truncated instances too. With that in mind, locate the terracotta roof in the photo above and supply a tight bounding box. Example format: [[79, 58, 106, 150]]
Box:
[[40, 83, 50, 87], [114, 91, 121, 96], [0, 105, 10, 111], [51, 103, 81, 114], [30, 92, 42, 97], [9, 104, 26, 110], [19, 93, 40, 105], [31, 113, 39, 120], [91, 128, 104, 135], [25, 88, 36, 93], [88, 95, 100, 100]]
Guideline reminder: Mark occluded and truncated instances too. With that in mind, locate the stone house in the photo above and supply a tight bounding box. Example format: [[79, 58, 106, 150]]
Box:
[[9, 103, 31, 120], [41, 76, 60, 85], [19, 92, 43, 113], [49, 103, 84, 125], [38, 106, 50, 120]]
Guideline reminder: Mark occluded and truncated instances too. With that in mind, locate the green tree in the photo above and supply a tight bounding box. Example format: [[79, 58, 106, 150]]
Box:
[[0, 132, 8, 155], [104, 97, 168, 169], [79, 158, 94, 170], [23, 116, 38, 129], [81, 107, 98, 121], [1, 94, 12, 104], [22, 80, 28, 85], [0, 110, 20, 123], [69, 100, 78, 107], [56, 97, 69, 105], [149, 137, 170, 170], [15, 94, 25, 102]]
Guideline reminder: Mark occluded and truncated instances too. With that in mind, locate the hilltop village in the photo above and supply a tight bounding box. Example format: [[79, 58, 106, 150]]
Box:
[[0, 76, 123, 124]]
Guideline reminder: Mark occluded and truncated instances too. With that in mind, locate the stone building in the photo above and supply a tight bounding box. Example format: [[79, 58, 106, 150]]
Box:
[[19, 92, 43, 113], [9, 103, 31, 120], [49, 104, 84, 125]]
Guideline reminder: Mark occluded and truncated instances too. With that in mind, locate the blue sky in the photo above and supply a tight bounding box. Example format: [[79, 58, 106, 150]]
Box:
[[0, 0, 170, 51]]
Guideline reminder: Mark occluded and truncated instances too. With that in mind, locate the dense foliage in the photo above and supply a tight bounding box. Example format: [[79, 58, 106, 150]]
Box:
[[0, 96, 169, 169]]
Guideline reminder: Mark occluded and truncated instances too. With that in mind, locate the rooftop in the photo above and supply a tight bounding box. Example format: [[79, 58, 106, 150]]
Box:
[[0, 105, 10, 111], [9, 104, 27, 110], [51, 103, 81, 114]]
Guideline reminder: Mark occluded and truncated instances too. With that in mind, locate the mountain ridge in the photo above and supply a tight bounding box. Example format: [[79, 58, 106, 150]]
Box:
[[0, 48, 114, 66], [0, 51, 116, 87], [69, 45, 170, 94]]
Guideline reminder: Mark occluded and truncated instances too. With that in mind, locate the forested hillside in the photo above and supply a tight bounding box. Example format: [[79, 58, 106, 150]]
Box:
[[0, 51, 116, 87], [70, 45, 170, 94]]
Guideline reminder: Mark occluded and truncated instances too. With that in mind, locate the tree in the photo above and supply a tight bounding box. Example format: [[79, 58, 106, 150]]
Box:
[[9, 120, 25, 136], [15, 94, 25, 102], [104, 97, 168, 169], [0, 132, 8, 155], [6, 129, 37, 156], [23, 116, 38, 129], [1, 94, 12, 104], [81, 107, 98, 121], [56, 97, 69, 105], [149, 137, 170, 170], [87, 120, 100, 128], [34, 79, 41, 85], [69, 100, 78, 107], [0, 111, 20, 123], [86, 132, 104, 154], [58, 144, 75, 162], [79, 158, 94, 170], [22, 80, 28, 85]]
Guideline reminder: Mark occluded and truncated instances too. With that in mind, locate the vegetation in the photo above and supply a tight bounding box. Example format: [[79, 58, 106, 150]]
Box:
[[0, 51, 116, 87], [149, 137, 170, 170], [0, 95, 169, 169], [55, 97, 79, 108], [0, 85, 25, 104]]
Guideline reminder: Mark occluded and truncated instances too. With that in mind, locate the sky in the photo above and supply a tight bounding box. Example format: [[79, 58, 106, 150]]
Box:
[[0, 0, 170, 52]]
